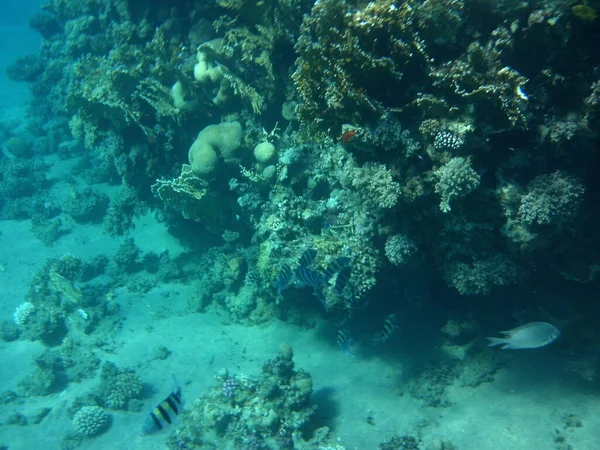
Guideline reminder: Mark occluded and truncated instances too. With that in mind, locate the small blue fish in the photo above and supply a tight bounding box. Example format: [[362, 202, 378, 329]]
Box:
[[336, 328, 355, 358], [142, 375, 182, 435]]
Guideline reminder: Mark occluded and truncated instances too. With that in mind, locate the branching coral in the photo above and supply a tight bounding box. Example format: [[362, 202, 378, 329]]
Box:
[[434, 157, 480, 213], [293, 0, 430, 136], [347, 162, 401, 210], [385, 234, 418, 266], [519, 171, 584, 226], [444, 254, 520, 296]]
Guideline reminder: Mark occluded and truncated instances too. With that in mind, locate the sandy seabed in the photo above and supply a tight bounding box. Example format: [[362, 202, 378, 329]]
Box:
[[1, 209, 599, 450]]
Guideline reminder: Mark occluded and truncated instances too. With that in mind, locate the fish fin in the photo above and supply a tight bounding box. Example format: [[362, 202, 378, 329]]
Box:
[[486, 337, 508, 347]]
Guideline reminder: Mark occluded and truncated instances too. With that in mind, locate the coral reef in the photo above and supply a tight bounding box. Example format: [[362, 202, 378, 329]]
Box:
[[519, 171, 584, 226], [434, 157, 480, 213], [2, 0, 600, 447], [166, 344, 322, 449], [96, 362, 143, 411], [15, 0, 598, 304], [72, 406, 110, 437]]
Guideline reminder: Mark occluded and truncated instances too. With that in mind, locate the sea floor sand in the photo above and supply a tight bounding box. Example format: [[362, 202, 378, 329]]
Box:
[[1, 211, 599, 450]]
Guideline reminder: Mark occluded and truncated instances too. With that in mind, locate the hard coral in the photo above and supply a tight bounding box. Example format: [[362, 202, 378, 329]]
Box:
[[434, 157, 480, 213], [519, 171, 584, 226], [293, 0, 429, 136], [73, 406, 110, 437]]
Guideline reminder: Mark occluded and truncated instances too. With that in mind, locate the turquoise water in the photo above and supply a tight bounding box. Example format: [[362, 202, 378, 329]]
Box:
[[1, 1, 599, 449]]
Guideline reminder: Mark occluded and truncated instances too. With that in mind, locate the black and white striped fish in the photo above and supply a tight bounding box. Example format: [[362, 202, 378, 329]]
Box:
[[336, 328, 355, 358], [276, 264, 293, 295], [142, 375, 183, 435], [299, 248, 317, 268], [334, 266, 352, 295], [295, 265, 326, 289], [325, 257, 351, 279], [377, 314, 399, 343]]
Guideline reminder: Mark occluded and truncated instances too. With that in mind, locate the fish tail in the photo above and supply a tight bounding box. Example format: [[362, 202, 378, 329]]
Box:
[[171, 373, 182, 400], [486, 337, 508, 347]]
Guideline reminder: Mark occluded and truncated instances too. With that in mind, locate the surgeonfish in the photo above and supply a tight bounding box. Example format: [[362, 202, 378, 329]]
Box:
[[142, 375, 183, 435], [487, 322, 560, 350], [336, 328, 355, 358], [378, 314, 399, 343]]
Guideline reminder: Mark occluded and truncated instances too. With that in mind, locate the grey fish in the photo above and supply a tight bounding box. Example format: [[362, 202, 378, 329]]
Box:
[[142, 375, 182, 435], [276, 264, 293, 295], [487, 322, 560, 350]]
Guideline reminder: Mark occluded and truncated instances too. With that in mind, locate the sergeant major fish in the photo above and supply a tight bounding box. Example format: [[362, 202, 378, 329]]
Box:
[[142, 375, 183, 435], [324, 257, 351, 279], [376, 314, 399, 343], [276, 264, 293, 296], [336, 328, 355, 358], [299, 248, 317, 268], [334, 266, 352, 295]]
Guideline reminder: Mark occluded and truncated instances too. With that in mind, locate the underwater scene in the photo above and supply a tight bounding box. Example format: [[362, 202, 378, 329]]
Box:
[[0, 0, 599, 449]]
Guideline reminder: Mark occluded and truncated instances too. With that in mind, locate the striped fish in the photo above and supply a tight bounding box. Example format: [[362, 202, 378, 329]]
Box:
[[295, 265, 329, 310], [336, 328, 355, 358], [299, 248, 317, 267], [334, 266, 352, 295], [378, 314, 398, 343], [276, 264, 293, 295], [295, 265, 326, 289], [324, 257, 351, 279], [142, 375, 182, 435]]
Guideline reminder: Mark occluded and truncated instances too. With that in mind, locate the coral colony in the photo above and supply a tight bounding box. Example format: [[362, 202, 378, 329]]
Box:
[[1, 0, 599, 448]]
